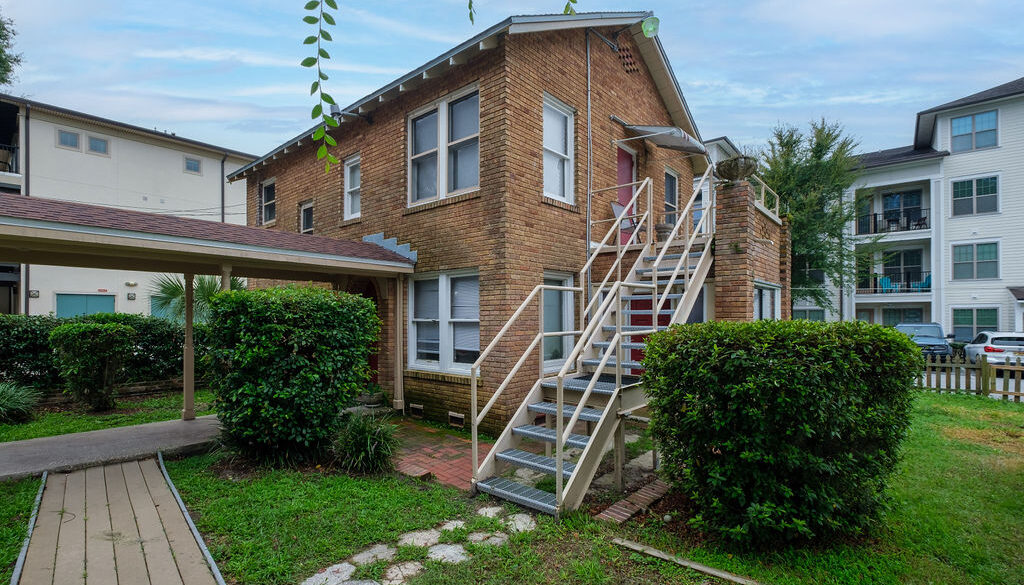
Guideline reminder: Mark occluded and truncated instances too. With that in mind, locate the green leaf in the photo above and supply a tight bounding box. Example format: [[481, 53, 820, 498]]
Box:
[[304, 0, 320, 9], [303, 35, 318, 45], [317, 144, 328, 159], [302, 15, 319, 24], [328, 153, 339, 164], [324, 0, 338, 8], [318, 47, 330, 59], [319, 71, 329, 81], [300, 57, 317, 68], [468, 0, 475, 23], [320, 29, 333, 41], [324, 134, 337, 147], [324, 115, 340, 128], [311, 104, 323, 118], [310, 81, 320, 95], [321, 92, 336, 105], [313, 126, 325, 141], [322, 12, 336, 25]]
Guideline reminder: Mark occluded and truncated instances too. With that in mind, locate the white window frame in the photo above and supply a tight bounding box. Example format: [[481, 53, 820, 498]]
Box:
[[951, 306, 1000, 342], [753, 282, 781, 321], [407, 84, 480, 206], [344, 154, 361, 220], [86, 135, 110, 157], [184, 156, 203, 175], [664, 167, 679, 225], [542, 93, 575, 204], [56, 128, 81, 151], [950, 109, 998, 153], [542, 271, 575, 373], [793, 308, 826, 321], [299, 200, 313, 234], [950, 172, 999, 217], [408, 270, 480, 374], [951, 240, 999, 281], [259, 179, 276, 226]]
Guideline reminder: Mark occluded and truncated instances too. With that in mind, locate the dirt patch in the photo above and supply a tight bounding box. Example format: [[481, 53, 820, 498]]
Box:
[[942, 426, 1024, 457]]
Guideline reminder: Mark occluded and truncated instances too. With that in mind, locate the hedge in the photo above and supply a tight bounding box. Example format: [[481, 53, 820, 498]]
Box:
[[643, 320, 922, 548], [205, 286, 380, 463], [50, 322, 137, 410]]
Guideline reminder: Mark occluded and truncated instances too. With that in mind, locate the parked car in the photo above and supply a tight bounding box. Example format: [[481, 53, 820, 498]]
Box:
[[964, 332, 1024, 365], [894, 322, 953, 357]]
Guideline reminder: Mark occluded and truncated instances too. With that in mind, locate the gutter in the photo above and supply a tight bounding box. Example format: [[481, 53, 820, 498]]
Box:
[[22, 103, 30, 315], [220, 153, 228, 223]]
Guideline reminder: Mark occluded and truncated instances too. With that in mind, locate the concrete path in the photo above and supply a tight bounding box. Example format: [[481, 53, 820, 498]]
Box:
[[19, 459, 217, 585], [0, 416, 219, 481]]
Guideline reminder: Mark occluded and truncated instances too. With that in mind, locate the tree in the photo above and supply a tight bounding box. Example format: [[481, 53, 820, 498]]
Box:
[[760, 120, 876, 313], [0, 9, 22, 86], [149, 274, 246, 324]]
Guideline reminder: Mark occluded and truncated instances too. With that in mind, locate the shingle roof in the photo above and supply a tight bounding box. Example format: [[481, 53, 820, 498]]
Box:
[[857, 145, 948, 169], [1009, 287, 1024, 301], [0, 193, 412, 266], [914, 75, 1024, 148]]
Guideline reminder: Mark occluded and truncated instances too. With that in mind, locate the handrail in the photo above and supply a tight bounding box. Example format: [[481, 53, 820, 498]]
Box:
[[656, 199, 712, 312], [579, 177, 652, 278], [750, 174, 781, 216]]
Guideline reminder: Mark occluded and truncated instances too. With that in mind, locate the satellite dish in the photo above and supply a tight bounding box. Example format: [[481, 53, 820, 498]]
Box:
[[641, 16, 660, 38]]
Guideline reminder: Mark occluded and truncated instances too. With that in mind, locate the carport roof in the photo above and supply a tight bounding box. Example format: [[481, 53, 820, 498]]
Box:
[[0, 193, 414, 280]]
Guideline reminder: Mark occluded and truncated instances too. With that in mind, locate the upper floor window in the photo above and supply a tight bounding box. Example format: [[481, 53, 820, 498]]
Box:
[[299, 201, 313, 234], [543, 94, 574, 204], [409, 87, 479, 204], [184, 156, 202, 175], [344, 154, 361, 220], [951, 110, 997, 152], [259, 180, 276, 225], [952, 242, 998, 280], [664, 169, 678, 224], [87, 136, 109, 156], [57, 129, 80, 150], [952, 176, 997, 216], [409, 271, 479, 372]]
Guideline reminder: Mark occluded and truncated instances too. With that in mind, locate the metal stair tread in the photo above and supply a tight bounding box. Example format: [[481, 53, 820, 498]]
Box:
[[634, 266, 698, 274], [620, 309, 674, 316], [642, 251, 703, 262], [601, 325, 668, 333], [593, 341, 646, 350], [582, 358, 643, 369], [528, 401, 604, 422], [496, 448, 576, 478], [622, 293, 681, 301], [540, 373, 642, 394], [512, 424, 590, 449], [476, 477, 557, 515]]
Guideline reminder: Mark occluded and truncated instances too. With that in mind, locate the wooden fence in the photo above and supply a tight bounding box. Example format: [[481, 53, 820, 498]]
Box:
[[920, 355, 1024, 402]]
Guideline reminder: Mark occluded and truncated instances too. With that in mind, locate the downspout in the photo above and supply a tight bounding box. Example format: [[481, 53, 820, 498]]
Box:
[[585, 29, 593, 312], [220, 152, 228, 223], [22, 103, 30, 315]]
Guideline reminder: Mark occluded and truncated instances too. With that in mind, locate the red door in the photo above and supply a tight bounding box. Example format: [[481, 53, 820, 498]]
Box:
[[616, 147, 635, 244]]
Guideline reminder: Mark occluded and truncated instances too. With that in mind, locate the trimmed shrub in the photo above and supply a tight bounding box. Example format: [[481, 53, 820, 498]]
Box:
[[0, 314, 65, 388], [0, 382, 42, 423], [643, 320, 922, 548], [206, 286, 381, 463], [49, 323, 137, 410], [83, 313, 184, 381], [332, 414, 400, 473]]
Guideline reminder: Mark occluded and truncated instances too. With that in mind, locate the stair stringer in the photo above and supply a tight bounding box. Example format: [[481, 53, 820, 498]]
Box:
[[473, 379, 544, 489], [559, 389, 623, 512], [669, 243, 713, 324]]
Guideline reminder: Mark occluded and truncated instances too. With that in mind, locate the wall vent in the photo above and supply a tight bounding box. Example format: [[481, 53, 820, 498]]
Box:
[[409, 403, 424, 419], [448, 411, 465, 429]]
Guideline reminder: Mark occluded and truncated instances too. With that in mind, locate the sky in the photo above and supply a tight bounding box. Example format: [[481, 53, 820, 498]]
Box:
[[1, 0, 1021, 158]]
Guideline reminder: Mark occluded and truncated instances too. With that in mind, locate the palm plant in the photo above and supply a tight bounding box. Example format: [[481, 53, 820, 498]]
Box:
[[149, 274, 246, 323]]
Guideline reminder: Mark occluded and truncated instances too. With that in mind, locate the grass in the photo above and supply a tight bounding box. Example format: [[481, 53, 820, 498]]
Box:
[[0, 477, 39, 583], [617, 392, 1024, 585], [0, 390, 215, 442]]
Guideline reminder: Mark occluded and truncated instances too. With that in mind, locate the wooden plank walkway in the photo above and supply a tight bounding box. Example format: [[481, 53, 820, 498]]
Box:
[[18, 459, 216, 585]]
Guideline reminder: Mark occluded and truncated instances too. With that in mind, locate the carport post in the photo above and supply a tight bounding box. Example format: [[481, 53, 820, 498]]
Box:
[[220, 265, 232, 291], [182, 272, 196, 421]]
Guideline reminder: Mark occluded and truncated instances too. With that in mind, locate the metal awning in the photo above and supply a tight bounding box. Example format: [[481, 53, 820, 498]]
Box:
[[611, 115, 706, 154]]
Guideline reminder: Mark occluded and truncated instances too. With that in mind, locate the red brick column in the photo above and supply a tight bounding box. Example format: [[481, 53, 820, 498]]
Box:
[[779, 217, 792, 320], [713, 181, 756, 321]]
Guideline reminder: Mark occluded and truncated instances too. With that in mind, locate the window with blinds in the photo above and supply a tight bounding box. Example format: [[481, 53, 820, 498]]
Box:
[[409, 272, 480, 372]]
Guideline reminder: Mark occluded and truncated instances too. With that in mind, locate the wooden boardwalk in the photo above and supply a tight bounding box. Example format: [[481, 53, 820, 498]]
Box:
[[19, 459, 217, 585]]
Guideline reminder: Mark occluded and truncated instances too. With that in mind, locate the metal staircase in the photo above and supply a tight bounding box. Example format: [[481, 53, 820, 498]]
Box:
[[470, 165, 716, 516]]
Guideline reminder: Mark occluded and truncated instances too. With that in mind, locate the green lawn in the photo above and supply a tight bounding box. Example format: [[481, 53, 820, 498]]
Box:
[[618, 391, 1024, 585], [0, 390, 215, 443], [0, 478, 39, 583]]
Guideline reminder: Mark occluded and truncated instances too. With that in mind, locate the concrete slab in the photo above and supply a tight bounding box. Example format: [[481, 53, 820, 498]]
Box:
[[0, 415, 219, 481]]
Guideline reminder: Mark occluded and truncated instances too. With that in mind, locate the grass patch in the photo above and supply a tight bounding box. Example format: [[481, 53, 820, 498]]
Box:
[[616, 392, 1024, 585], [0, 390, 215, 442], [164, 452, 467, 585], [0, 477, 39, 583]]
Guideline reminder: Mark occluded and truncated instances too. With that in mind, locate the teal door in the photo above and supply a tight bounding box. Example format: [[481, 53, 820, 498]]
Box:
[[55, 294, 115, 318]]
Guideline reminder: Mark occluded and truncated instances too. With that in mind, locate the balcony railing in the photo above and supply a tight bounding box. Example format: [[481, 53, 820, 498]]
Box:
[[857, 271, 932, 294], [0, 144, 18, 174], [856, 208, 930, 235]]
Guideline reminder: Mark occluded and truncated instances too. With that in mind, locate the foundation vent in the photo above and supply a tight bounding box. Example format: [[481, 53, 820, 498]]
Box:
[[448, 411, 465, 429], [409, 403, 424, 419]]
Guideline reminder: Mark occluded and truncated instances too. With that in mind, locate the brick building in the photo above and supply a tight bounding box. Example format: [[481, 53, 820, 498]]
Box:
[[229, 12, 789, 513]]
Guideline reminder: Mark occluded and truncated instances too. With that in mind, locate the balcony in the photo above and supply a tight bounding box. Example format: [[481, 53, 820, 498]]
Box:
[[856, 208, 930, 235], [857, 271, 932, 294], [0, 144, 18, 174]]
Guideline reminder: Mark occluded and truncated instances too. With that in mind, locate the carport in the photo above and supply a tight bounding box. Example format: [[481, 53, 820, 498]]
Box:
[[0, 192, 415, 419]]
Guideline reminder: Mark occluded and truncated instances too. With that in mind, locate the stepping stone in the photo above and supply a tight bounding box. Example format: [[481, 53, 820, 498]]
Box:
[[505, 513, 536, 533], [397, 529, 440, 547], [381, 561, 424, 585], [476, 505, 505, 518], [624, 434, 641, 444], [341, 581, 380, 585], [467, 531, 509, 546], [300, 562, 356, 585], [351, 543, 396, 566], [426, 543, 469, 563], [439, 520, 465, 532], [514, 467, 546, 484]]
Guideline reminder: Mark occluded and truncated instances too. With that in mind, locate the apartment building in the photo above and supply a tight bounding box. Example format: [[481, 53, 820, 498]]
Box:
[[794, 76, 1024, 339], [0, 95, 254, 317]]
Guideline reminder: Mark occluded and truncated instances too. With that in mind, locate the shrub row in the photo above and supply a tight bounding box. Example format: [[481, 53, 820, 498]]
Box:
[[643, 319, 921, 548], [50, 322, 138, 410]]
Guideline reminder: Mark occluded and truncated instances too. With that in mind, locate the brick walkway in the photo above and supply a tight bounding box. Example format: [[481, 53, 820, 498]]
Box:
[[596, 478, 671, 524], [394, 420, 491, 490]]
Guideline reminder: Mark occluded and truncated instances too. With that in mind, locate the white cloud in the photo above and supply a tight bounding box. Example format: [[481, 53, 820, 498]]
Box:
[[135, 47, 408, 75], [341, 8, 465, 45]]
